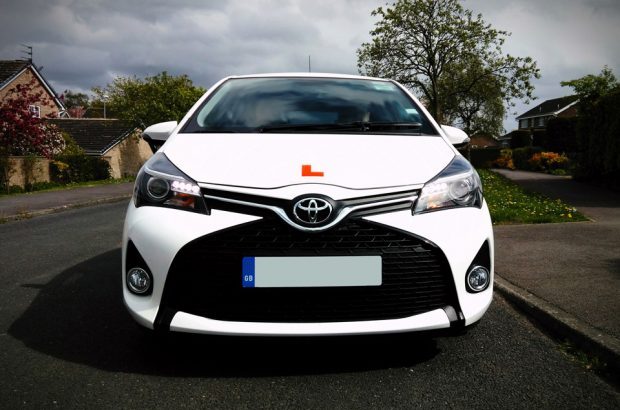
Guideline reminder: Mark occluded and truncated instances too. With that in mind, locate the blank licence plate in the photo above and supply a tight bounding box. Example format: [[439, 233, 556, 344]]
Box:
[[241, 256, 382, 288]]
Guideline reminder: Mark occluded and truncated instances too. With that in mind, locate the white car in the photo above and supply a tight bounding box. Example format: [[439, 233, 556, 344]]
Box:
[[123, 73, 493, 336]]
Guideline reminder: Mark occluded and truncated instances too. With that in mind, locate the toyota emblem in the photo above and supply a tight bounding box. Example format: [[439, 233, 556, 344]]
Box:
[[293, 197, 333, 224]]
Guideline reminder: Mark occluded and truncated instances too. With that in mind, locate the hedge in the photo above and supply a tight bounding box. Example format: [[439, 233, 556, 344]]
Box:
[[509, 130, 532, 149], [512, 146, 544, 170], [463, 147, 502, 168], [545, 117, 578, 153], [50, 154, 111, 183], [574, 87, 620, 188]]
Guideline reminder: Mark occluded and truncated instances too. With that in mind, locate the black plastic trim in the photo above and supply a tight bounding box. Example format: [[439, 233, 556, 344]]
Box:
[[154, 307, 176, 331], [202, 188, 419, 230], [158, 217, 462, 324], [125, 241, 154, 296], [465, 241, 492, 294], [442, 305, 466, 328]]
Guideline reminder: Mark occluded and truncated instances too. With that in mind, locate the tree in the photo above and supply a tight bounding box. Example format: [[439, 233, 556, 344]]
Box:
[[560, 67, 620, 185], [357, 0, 539, 132], [61, 90, 90, 118], [439, 56, 505, 136], [92, 71, 206, 126], [561, 66, 618, 104], [61, 90, 90, 109], [0, 78, 64, 192]]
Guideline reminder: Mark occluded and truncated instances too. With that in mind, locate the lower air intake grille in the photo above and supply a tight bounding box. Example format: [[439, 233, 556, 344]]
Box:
[[161, 217, 457, 323]]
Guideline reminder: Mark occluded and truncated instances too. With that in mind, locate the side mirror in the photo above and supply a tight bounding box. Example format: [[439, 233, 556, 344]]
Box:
[[142, 121, 178, 153], [441, 125, 470, 147]]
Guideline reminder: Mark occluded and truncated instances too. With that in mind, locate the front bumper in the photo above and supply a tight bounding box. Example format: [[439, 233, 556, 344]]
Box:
[[122, 199, 494, 336]]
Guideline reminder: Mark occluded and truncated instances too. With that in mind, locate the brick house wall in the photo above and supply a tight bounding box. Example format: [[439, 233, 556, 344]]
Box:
[[558, 105, 578, 118], [0, 67, 61, 118]]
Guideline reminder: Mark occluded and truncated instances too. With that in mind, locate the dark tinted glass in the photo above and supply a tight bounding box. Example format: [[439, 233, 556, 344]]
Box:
[[182, 77, 437, 135]]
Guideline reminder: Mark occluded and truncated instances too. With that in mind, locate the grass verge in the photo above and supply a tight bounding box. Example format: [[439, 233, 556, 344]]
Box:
[[478, 169, 588, 224]]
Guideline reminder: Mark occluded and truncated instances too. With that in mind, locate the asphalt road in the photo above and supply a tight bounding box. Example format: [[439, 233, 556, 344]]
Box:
[[0, 202, 618, 409]]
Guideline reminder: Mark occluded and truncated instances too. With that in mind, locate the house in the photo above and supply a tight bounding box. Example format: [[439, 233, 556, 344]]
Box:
[[48, 119, 152, 178], [515, 95, 579, 130], [0, 59, 67, 117], [496, 134, 512, 148], [468, 134, 500, 149]]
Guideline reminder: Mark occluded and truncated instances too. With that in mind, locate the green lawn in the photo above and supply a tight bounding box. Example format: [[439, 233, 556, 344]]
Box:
[[478, 169, 588, 224]]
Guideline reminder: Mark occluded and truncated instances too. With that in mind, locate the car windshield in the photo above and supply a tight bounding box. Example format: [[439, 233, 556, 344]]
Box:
[[182, 77, 438, 135]]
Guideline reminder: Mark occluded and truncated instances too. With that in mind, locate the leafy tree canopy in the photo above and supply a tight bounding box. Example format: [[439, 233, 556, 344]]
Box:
[[61, 90, 90, 118], [0, 79, 64, 192], [92, 71, 206, 127], [561, 66, 618, 103], [61, 90, 90, 109], [357, 0, 540, 135], [0, 78, 64, 158]]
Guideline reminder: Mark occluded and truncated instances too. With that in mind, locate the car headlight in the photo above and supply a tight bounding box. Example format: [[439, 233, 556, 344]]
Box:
[[134, 152, 209, 213], [414, 155, 482, 214]]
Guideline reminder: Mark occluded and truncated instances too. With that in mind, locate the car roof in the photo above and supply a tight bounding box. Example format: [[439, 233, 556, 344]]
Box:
[[227, 72, 391, 82]]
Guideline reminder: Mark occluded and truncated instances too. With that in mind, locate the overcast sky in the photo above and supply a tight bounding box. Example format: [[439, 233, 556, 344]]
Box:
[[1, 0, 619, 132]]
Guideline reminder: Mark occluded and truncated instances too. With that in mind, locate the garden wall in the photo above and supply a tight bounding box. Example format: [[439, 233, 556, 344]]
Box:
[[6, 156, 51, 188]]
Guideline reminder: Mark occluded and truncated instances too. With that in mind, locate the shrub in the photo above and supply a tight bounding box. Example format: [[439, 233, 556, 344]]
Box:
[[527, 152, 570, 173], [7, 185, 24, 195], [467, 147, 502, 168], [51, 154, 111, 183], [30, 181, 63, 191], [512, 146, 543, 170], [547, 152, 571, 170], [491, 149, 515, 169]]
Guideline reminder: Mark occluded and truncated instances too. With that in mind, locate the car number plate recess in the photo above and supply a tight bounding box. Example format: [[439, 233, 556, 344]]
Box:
[[242, 256, 381, 288]]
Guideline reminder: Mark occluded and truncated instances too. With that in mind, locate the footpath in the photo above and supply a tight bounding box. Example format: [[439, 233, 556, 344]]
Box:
[[0, 182, 133, 221], [492, 169, 620, 376], [1, 173, 618, 375]]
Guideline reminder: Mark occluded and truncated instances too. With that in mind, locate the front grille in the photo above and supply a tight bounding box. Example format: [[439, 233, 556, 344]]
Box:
[[160, 217, 457, 323]]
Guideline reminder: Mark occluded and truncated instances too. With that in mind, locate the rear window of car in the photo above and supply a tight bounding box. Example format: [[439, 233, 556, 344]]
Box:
[[182, 77, 438, 135]]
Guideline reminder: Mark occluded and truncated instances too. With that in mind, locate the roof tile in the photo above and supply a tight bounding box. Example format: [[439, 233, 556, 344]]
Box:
[[48, 119, 139, 155], [516, 95, 579, 119], [0, 60, 29, 88]]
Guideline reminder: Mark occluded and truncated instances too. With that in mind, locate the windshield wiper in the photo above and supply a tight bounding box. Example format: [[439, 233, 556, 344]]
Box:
[[356, 121, 422, 131], [258, 123, 360, 133], [257, 121, 422, 133]]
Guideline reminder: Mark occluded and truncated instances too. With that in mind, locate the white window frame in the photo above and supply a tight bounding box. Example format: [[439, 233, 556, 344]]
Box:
[[29, 105, 41, 118]]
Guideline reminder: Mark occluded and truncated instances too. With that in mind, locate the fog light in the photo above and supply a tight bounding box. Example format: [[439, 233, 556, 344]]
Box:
[[127, 267, 152, 295], [466, 265, 490, 292]]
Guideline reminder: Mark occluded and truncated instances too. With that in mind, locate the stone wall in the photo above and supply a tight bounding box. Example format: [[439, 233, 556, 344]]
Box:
[[4, 156, 51, 188], [3, 135, 151, 187], [102, 132, 152, 178]]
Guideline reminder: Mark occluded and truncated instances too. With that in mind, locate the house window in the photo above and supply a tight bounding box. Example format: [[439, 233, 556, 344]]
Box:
[[519, 119, 528, 129], [537, 117, 545, 127], [29, 105, 41, 118]]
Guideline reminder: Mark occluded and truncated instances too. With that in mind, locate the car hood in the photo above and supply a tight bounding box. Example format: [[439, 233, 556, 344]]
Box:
[[162, 133, 455, 189]]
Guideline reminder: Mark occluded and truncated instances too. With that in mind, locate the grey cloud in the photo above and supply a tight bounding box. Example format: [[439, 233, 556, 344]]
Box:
[[1, 0, 619, 132]]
